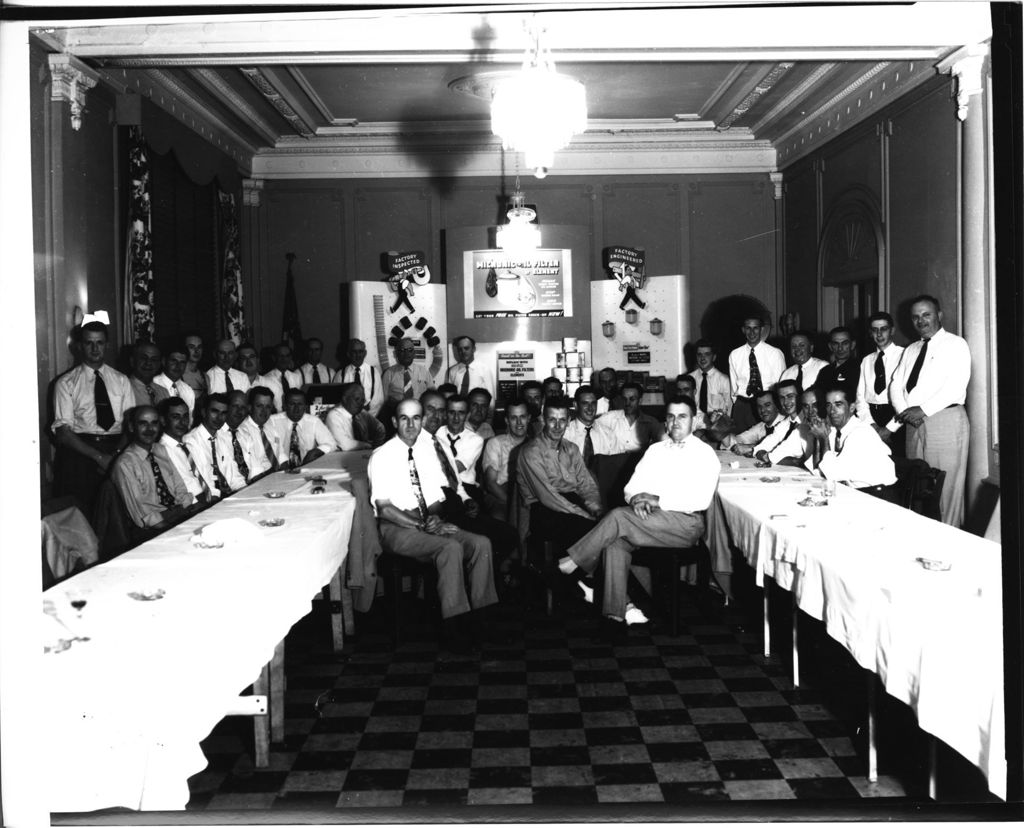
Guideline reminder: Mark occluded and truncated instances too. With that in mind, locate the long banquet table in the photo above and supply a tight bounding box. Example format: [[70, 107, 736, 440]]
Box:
[[708, 451, 1006, 800], [41, 453, 362, 813]]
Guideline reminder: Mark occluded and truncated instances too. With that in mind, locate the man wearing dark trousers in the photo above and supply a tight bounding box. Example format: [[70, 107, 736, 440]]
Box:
[[855, 311, 906, 458]]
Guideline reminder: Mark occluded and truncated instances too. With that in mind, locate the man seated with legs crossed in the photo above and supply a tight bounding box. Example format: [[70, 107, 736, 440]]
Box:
[[557, 395, 720, 631], [368, 399, 498, 653]]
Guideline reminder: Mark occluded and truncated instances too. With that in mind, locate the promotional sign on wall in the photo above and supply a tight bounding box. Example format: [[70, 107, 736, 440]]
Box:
[[496, 350, 536, 403], [463, 250, 572, 319]]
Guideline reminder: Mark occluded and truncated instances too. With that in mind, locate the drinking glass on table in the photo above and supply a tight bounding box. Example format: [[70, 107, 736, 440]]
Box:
[[65, 587, 89, 620], [822, 479, 837, 500]]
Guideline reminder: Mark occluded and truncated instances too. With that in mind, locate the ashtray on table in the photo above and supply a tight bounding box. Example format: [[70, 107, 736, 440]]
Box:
[[128, 588, 166, 601], [916, 557, 952, 571], [759, 476, 781, 483], [258, 518, 285, 527], [264, 491, 286, 499]]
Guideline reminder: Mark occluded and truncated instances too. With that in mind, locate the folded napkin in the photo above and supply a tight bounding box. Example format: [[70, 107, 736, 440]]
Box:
[[190, 517, 264, 548]]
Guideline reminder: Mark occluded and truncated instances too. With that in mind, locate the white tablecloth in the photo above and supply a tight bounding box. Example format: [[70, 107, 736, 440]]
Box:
[[712, 455, 1006, 799], [42, 461, 356, 813]]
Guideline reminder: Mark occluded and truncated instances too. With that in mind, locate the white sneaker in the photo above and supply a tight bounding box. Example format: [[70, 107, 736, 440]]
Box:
[[623, 603, 649, 625], [577, 580, 594, 604]]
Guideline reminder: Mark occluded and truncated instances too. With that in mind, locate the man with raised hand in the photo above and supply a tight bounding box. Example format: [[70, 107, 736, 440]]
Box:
[[205, 339, 249, 395], [559, 395, 720, 632], [728, 315, 786, 431], [113, 405, 195, 529], [807, 387, 896, 495], [888, 294, 971, 526], [368, 398, 497, 653]]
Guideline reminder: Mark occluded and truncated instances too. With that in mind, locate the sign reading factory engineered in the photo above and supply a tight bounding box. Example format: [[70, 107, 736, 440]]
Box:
[[496, 350, 536, 403], [465, 250, 572, 319]]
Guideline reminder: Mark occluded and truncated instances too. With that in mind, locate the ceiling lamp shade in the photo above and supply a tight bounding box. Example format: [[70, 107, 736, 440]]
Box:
[[491, 23, 587, 179], [496, 185, 541, 255]]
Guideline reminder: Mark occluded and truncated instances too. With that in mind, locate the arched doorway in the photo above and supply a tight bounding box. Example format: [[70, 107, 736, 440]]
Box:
[[817, 188, 885, 353]]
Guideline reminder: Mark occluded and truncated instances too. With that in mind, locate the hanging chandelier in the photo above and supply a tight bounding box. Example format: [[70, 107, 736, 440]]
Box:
[[491, 20, 587, 179], [496, 179, 541, 255]]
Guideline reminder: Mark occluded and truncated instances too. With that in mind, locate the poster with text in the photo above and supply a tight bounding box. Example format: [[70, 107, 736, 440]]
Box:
[[464, 250, 572, 319]]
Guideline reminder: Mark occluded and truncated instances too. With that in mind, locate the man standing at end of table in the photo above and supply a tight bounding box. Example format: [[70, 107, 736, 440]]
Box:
[[728, 316, 786, 432], [888, 294, 971, 526], [368, 398, 497, 653], [559, 395, 720, 630]]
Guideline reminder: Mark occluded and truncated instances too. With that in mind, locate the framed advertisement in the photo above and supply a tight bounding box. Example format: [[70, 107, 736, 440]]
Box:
[[463, 249, 572, 319]]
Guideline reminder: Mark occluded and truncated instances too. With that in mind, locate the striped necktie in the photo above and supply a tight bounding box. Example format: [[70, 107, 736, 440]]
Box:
[[432, 435, 459, 490], [260, 426, 277, 469], [209, 435, 230, 494]]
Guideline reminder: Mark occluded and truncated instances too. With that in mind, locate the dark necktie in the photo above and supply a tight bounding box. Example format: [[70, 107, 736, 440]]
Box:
[[224, 371, 234, 393], [209, 435, 230, 494], [259, 426, 277, 469], [432, 435, 459, 490], [764, 422, 775, 436], [281, 372, 290, 393], [289, 422, 302, 468], [699, 372, 708, 414], [874, 351, 886, 394], [447, 433, 460, 457], [834, 427, 843, 455], [746, 348, 762, 396], [583, 425, 594, 465], [230, 428, 250, 480], [459, 367, 470, 396], [312, 365, 322, 384], [178, 442, 210, 497], [795, 362, 803, 390], [94, 370, 115, 431], [906, 340, 928, 392], [148, 451, 176, 508], [403, 369, 413, 399], [170, 382, 181, 399], [782, 420, 799, 441], [408, 446, 429, 521]]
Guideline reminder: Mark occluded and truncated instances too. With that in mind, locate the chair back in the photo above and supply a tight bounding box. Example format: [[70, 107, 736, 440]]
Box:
[[893, 457, 945, 520]]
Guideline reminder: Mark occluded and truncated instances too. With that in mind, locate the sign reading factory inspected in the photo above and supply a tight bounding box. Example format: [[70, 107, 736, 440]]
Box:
[[465, 250, 572, 319]]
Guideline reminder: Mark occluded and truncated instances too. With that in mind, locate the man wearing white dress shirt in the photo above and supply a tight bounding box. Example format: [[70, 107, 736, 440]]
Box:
[[437, 395, 485, 496], [466, 388, 496, 440], [239, 386, 280, 478], [382, 337, 434, 405], [263, 343, 302, 411], [564, 386, 616, 465], [854, 312, 906, 455], [128, 341, 169, 408], [224, 390, 263, 484], [889, 295, 971, 526], [758, 386, 821, 467], [720, 389, 782, 456], [559, 396, 720, 628], [481, 400, 530, 521], [52, 321, 134, 517], [326, 383, 387, 451], [594, 367, 622, 416], [183, 393, 247, 499], [267, 388, 338, 469], [728, 316, 786, 431], [236, 342, 282, 417], [688, 340, 731, 418], [445, 335, 495, 401], [592, 382, 664, 454], [299, 337, 331, 386], [153, 346, 196, 423], [368, 398, 497, 651], [779, 331, 828, 391], [158, 396, 212, 505], [205, 339, 249, 395], [334, 338, 384, 417], [808, 387, 896, 493]]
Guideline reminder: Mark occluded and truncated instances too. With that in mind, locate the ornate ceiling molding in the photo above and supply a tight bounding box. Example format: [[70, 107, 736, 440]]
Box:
[[189, 67, 280, 145], [748, 62, 837, 135], [239, 67, 316, 138], [716, 62, 794, 131], [48, 54, 99, 131]]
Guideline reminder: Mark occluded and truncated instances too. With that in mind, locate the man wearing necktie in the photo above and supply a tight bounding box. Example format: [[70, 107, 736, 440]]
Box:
[[727, 316, 786, 432], [889, 295, 971, 526], [112, 405, 195, 528], [265, 343, 302, 412], [266, 388, 338, 469], [558, 397, 721, 632], [205, 339, 250, 395], [325, 383, 387, 450], [367, 399, 497, 653], [807, 387, 896, 495], [128, 341, 170, 408], [854, 311, 907, 458], [52, 320, 134, 518], [564, 386, 616, 464], [153, 346, 197, 424], [382, 337, 434, 409], [158, 396, 213, 505], [299, 337, 331, 387], [444, 335, 496, 406], [481, 400, 530, 522], [239, 386, 281, 478], [335, 338, 385, 417], [779, 331, 829, 392], [687, 340, 731, 419], [183, 393, 247, 499]]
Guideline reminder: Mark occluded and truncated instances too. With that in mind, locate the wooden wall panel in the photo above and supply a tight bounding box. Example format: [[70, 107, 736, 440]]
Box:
[[888, 81, 959, 336], [262, 188, 345, 365]]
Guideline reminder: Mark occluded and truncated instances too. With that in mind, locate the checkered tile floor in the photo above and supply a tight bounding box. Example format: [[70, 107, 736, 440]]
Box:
[[185, 580, 993, 812]]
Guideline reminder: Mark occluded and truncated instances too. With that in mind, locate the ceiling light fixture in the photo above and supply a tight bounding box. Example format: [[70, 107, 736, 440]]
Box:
[[496, 177, 541, 256], [491, 19, 587, 179]]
